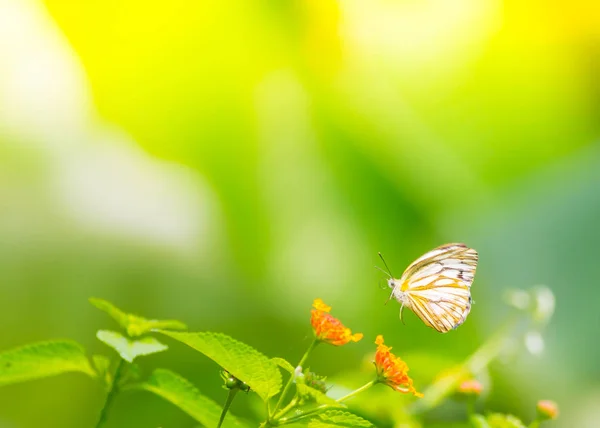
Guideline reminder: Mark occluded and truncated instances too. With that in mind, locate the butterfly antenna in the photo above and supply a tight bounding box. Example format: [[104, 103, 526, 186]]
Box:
[[374, 265, 391, 278], [379, 253, 399, 305], [378, 252, 394, 277]]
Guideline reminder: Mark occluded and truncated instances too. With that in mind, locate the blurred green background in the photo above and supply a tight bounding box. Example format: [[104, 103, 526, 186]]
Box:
[[0, 0, 599, 427]]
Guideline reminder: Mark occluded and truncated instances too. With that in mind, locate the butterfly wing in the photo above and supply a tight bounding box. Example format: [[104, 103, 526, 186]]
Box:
[[400, 243, 478, 333]]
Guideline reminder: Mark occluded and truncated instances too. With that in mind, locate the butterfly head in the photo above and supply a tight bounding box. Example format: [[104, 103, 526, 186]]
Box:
[[387, 278, 410, 305]]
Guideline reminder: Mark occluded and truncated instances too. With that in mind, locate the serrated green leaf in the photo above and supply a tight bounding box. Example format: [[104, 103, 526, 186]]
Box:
[[310, 410, 374, 428], [130, 369, 245, 427], [272, 357, 295, 374], [296, 384, 342, 407], [308, 423, 343, 428], [97, 330, 168, 363], [157, 330, 281, 401], [486, 413, 526, 428], [90, 298, 187, 337], [0, 340, 95, 386]]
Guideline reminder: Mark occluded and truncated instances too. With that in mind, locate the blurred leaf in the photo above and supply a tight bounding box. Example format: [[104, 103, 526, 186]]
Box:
[[157, 330, 281, 401], [129, 368, 245, 427], [92, 354, 111, 387], [296, 383, 342, 407], [470, 414, 491, 428], [90, 297, 187, 337], [0, 340, 95, 386], [90, 297, 129, 329], [272, 357, 295, 374], [309, 410, 374, 427], [486, 413, 526, 428], [96, 330, 168, 363]]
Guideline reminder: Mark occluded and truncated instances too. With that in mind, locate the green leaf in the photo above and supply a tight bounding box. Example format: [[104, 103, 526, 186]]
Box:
[[308, 423, 343, 428], [90, 297, 129, 328], [129, 369, 245, 427], [310, 410, 374, 427], [470, 414, 491, 428], [296, 384, 342, 407], [90, 298, 187, 337], [92, 354, 111, 387], [0, 340, 95, 386], [486, 413, 526, 428], [272, 357, 295, 374], [97, 330, 168, 363], [157, 330, 281, 401]]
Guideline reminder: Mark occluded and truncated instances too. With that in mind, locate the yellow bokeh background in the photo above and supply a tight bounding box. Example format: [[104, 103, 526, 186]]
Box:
[[1, 0, 599, 426]]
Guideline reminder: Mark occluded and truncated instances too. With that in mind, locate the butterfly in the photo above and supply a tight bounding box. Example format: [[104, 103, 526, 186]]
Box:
[[377, 243, 478, 333]]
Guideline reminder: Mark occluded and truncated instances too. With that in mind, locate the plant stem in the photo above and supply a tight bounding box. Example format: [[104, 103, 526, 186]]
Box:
[[275, 404, 338, 426], [95, 358, 124, 428], [270, 338, 319, 419], [528, 420, 541, 428], [273, 380, 377, 426], [336, 379, 377, 403], [217, 388, 239, 428], [408, 315, 520, 415], [466, 397, 475, 417], [272, 397, 298, 421]]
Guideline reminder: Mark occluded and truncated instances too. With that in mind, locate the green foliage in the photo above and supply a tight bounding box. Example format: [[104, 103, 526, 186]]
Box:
[[0, 340, 95, 386], [272, 357, 295, 375], [157, 330, 282, 401], [308, 410, 375, 427], [130, 368, 245, 428], [96, 330, 168, 363], [90, 297, 187, 337], [486, 413, 526, 428], [92, 354, 112, 387], [470, 414, 491, 428], [296, 383, 341, 407]]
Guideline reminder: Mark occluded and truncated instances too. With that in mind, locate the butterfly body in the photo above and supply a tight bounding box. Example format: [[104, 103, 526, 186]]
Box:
[[382, 243, 478, 333]]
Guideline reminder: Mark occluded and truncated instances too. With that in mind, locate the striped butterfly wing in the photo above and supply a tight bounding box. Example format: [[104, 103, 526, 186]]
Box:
[[400, 243, 478, 333]]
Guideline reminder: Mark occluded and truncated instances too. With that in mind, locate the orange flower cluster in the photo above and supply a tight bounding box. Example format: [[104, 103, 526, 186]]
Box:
[[310, 299, 363, 346], [374, 335, 423, 397], [537, 400, 559, 420], [458, 379, 483, 396]]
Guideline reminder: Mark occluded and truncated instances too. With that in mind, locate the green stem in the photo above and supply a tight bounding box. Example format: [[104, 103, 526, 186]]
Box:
[[270, 338, 319, 419], [95, 358, 125, 428], [272, 397, 299, 421], [336, 379, 377, 403], [408, 315, 520, 415], [217, 388, 239, 428], [529, 420, 541, 428], [466, 397, 476, 417], [274, 380, 377, 426], [275, 404, 338, 426]]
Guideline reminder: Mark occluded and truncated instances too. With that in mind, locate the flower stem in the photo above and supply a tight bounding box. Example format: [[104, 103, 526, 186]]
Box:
[[408, 315, 520, 415], [275, 404, 337, 426], [270, 338, 319, 419], [528, 420, 541, 428], [466, 397, 476, 417], [217, 388, 239, 428], [272, 397, 298, 421], [95, 358, 124, 428], [336, 380, 377, 403]]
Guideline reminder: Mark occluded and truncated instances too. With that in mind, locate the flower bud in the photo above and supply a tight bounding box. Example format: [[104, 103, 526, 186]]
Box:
[[536, 400, 559, 420], [458, 379, 483, 396]]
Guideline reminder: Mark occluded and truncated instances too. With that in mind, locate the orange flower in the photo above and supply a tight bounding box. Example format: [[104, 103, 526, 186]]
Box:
[[458, 379, 483, 396], [537, 400, 559, 420], [310, 298, 363, 346], [374, 335, 422, 397]]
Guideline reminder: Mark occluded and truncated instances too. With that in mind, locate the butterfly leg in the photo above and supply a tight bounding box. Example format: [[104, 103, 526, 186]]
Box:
[[399, 303, 405, 325]]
